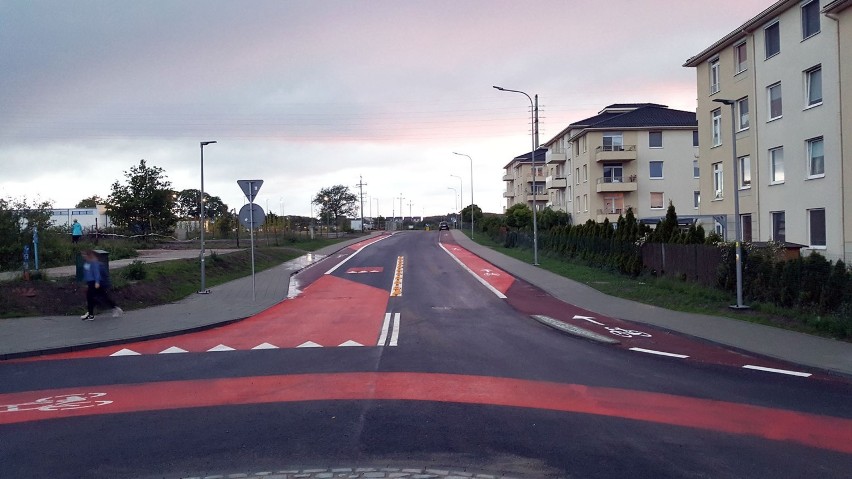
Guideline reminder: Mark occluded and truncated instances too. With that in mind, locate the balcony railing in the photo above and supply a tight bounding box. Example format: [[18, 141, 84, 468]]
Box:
[[595, 175, 638, 193], [594, 144, 637, 162], [546, 175, 568, 189]]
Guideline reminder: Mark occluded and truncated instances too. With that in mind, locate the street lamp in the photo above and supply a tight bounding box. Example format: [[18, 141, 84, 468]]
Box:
[[323, 195, 330, 237], [199, 140, 216, 294], [453, 152, 475, 241], [447, 186, 458, 211], [450, 173, 463, 220], [493, 86, 539, 265], [713, 99, 747, 310]]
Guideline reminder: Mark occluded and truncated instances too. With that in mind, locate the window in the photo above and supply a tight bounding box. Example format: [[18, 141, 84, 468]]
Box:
[[771, 211, 786, 242], [741, 214, 753, 242], [768, 83, 782, 120], [583, 194, 588, 212], [765, 21, 780, 58], [693, 160, 700, 178], [649, 161, 664, 179], [650, 192, 664, 209], [735, 42, 748, 73], [692, 130, 699, 147], [802, 0, 820, 39], [738, 156, 751, 188], [575, 167, 580, 185], [737, 97, 749, 130], [649, 131, 662, 148], [709, 58, 720, 94], [582, 164, 588, 181], [713, 162, 724, 199], [711, 109, 722, 146], [806, 66, 822, 107], [603, 195, 624, 214], [603, 163, 623, 183], [576, 196, 580, 213], [602, 132, 623, 151], [807, 137, 824, 177], [769, 147, 784, 183], [809, 208, 826, 247], [693, 191, 700, 209]]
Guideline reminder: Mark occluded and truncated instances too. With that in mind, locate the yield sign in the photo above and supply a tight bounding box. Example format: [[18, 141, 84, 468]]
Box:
[[237, 179, 264, 202]]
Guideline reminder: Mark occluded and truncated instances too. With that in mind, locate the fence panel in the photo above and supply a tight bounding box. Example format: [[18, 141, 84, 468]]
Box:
[[641, 243, 721, 286]]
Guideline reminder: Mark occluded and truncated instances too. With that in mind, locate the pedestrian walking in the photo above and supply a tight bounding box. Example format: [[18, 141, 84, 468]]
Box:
[[71, 219, 83, 244], [80, 250, 123, 320]]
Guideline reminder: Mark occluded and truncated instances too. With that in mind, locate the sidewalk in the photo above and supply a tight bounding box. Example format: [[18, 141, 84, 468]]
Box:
[[0, 238, 367, 360], [451, 231, 852, 377]]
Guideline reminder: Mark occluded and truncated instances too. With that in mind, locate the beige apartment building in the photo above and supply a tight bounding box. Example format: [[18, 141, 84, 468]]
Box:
[[685, 0, 851, 261], [502, 148, 548, 211], [536, 104, 699, 224]]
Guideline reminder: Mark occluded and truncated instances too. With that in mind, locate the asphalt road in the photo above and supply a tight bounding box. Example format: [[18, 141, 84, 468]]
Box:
[[1, 231, 851, 478]]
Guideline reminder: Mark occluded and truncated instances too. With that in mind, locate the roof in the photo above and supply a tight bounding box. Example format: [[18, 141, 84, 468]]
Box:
[[503, 147, 548, 169], [823, 0, 852, 13], [543, 103, 690, 146]]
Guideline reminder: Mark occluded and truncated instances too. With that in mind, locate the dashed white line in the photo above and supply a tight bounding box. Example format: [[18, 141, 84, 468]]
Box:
[[743, 365, 812, 377], [389, 313, 400, 347], [629, 347, 690, 358], [377, 313, 392, 346]]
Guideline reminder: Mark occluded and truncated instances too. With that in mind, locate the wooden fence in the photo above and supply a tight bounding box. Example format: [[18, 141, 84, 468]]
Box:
[[641, 243, 723, 287]]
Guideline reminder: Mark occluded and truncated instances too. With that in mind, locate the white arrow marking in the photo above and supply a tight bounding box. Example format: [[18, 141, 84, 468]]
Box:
[[159, 346, 188, 354], [338, 340, 364, 347], [573, 315, 604, 325], [252, 343, 279, 350], [297, 341, 323, 348], [110, 348, 140, 356], [207, 344, 235, 352]]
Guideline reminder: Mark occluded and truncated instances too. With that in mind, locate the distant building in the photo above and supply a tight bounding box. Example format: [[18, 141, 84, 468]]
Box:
[[49, 206, 111, 231], [503, 148, 548, 212]]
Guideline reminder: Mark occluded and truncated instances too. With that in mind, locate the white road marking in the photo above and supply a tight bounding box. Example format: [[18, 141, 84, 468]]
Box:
[[573, 315, 604, 325], [297, 341, 322, 348], [207, 344, 235, 352], [377, 313, 392, 346], [629, 347, 689, 358], [110, 348, 140, 356], [324, 235, 391, 275], [389, 312, 400, 347], [338, 340, 364, 347], [159, 346, 188, 354], [252, 343, 279, 350], [742, 365, 812, 377], [438, 242, 507, 299]]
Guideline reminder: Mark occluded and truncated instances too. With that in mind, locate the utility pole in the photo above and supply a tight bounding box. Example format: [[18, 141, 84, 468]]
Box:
[[356, 175, 367, 232], [408, 200, 414, 221]]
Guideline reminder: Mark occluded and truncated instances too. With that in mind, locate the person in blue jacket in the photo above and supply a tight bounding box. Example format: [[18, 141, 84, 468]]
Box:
[[71, 219, 83, 244], [80, 250, 123, 320]]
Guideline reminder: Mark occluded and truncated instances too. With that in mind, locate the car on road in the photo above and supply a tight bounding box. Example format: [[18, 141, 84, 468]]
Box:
[[438, 221, 449, 230]]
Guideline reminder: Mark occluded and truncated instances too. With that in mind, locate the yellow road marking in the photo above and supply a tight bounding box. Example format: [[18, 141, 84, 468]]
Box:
[[390, 256, 404, 297]]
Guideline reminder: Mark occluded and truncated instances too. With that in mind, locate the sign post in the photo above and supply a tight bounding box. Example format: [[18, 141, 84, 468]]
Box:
[[237, 180, 265, 300]]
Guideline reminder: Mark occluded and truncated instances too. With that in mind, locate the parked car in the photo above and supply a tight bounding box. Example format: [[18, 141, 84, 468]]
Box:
[[438, 221, 449, 230]]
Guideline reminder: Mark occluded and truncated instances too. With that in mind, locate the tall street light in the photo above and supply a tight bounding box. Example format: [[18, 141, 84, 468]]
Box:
[[450, 174, 463, 218], [493, 86, 539, 265], [199, 140, 216, 294], [447, 186, 458, 217], [452, 152, 474, 240], [713, 99, 747, 310]]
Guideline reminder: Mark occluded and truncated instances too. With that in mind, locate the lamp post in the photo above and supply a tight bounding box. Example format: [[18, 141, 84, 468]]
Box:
[[450, 173, 463, 221], [493, 86, 539, 265], [399, 194, 405, 227], [323, 195, 330, 237], [713, 99, 747, 309], [453, 152, 474, 240], [199, 140, 216, 294], [447, 186, 458, 210]]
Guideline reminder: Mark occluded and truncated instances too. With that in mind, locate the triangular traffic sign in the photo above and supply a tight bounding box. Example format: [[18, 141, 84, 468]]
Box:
[[237, 179, 264, 202]]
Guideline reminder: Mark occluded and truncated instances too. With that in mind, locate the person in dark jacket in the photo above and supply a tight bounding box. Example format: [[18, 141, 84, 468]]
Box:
[[80, 250, 123, 320]]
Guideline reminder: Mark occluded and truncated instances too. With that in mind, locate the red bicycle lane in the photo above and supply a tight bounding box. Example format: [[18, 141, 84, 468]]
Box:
[[438, 236, 830, 381]]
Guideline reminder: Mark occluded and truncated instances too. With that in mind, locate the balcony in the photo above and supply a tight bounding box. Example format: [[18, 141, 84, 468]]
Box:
[[596, 209, 624, 223], [502, 173, 514, 181], [526, 191, 548, 202], [595, 145, 637, 162], [596, 175, 638, 193], [546, 175, 568, 189], [503, 191, 515, 198], [545, 150, 566, 164]]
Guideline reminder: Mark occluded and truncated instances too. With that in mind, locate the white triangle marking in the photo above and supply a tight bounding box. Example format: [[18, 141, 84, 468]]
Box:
[[339, 340, 364, 347], [208, 344, 236, 352], [110, 348, 141, 356], [159, 346, 188, 354], [252, 342, 279, 350], [297, 341, 323, 348]]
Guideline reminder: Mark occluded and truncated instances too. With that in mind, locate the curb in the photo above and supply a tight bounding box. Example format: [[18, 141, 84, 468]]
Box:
[[530, 315, 621, 344]]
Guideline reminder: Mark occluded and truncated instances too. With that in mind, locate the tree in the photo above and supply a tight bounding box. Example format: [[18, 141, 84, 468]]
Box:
[[75, 195, 104, 208], [105, 159, 177, 235], [174, 189, 228, 221], [312, 185, 358, 225], [505, 203, 532, 230], [0, 196, 54, 270], [460, 204, 484, 226]]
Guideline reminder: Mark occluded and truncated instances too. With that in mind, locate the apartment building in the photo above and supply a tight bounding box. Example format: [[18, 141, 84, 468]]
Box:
[[502, 148, 548, 211], [685, 0, 850, 261], [538, 104, 698, 225]]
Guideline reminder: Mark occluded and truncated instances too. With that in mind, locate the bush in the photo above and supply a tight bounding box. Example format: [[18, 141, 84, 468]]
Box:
[[123, 260, 148, 280]]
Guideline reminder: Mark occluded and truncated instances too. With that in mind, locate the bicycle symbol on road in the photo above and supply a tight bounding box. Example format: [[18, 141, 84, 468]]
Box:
[[0, 393, 113, 413], [605, 327, 652, 338], [481, 269, 501, 277]]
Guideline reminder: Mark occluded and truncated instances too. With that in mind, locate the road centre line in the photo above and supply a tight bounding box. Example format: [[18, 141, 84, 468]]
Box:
[[629, 347, 690, 359], [324, 235, 391, 275], [377, 313, 400, 347], [742, 365, 812, 377], [438, 242, 507, 299], [389, 312, 400, 347], [377, 313, 392, 346]]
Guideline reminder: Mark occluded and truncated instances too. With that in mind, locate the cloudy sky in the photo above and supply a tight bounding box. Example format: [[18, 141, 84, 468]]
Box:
[[1, 0, 772, 219]]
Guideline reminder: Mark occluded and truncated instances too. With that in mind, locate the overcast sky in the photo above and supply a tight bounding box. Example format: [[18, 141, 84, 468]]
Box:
[[1, 0, 772, 219]]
